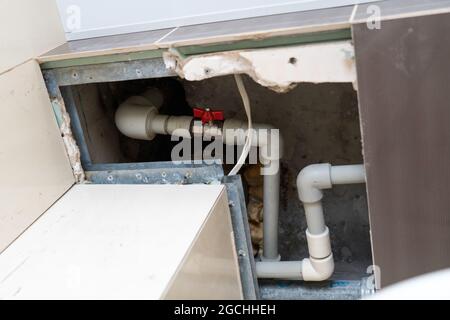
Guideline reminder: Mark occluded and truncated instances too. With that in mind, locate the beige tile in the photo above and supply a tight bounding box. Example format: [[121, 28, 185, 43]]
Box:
[[164, 188, 243, 299], [159, 6, 355, 47], [0, 184, 241, 299], [0, 0, 65, 73], [0, 60, 75, 252]]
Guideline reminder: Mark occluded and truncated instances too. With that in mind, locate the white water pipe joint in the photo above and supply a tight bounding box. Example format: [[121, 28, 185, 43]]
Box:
[[297, 163, 332, 203], [306, 226, 331, 259], [302, 255, 334, 282]]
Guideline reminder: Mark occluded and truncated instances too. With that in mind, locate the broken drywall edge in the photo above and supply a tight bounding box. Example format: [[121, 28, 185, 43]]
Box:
[[163, 40, 356, 92], [51, 97, 85, 183]]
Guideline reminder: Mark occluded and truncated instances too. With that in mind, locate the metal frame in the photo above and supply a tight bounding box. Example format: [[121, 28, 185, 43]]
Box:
[[224, 175, 260, 300], [85, 162, 224, 185], [41, 38, 371, 299], [43, 57, 174, 170], [44, 57, 174, 86], [43, 56, 259, 299]]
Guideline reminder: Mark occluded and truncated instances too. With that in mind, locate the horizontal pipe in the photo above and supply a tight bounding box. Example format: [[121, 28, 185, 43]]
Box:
[[330, 164, 365, 185], [256, 261, 302, 280]]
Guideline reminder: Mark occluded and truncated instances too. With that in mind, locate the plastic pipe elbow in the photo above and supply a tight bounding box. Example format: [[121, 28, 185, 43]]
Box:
[[115, 88, 165, 141], [301, 254, 334, 281], [115, 96, 158, 140], [297, 163, 332, 203]]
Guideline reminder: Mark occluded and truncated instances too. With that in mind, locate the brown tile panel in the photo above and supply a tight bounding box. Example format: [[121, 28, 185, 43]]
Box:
[[353, 0, 450, 22], [353, 13, 450, 287]]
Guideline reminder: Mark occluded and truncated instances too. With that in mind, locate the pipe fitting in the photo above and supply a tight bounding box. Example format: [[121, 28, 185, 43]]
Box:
[[255, 163, 365, 281], [115, 95, 159, 140], [115, 88, 167, 141], [302, 255, 334, 282], [306, 227, 331, 259], [115, 90, 195, 140], [297, 163, 332, 203], [222, 119, 283, 161]]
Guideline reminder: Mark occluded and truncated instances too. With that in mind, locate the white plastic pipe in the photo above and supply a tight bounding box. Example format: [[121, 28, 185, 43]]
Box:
[[222, 119, 282, 261], [256, 261, 302, 280], [262, 163, 280, 261], [256, 163, 365, 281], [115, 93, 283, 261], [331, 165, 366, 185]]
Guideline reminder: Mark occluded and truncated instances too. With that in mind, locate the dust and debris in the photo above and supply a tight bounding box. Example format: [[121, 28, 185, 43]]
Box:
[[164, 50, 296, 93], [243, 165, 264, 255], [164, 41, 356, 93], [52, 97, 85, 182]]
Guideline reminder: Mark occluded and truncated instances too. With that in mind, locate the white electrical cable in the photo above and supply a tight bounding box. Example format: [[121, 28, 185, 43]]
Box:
[[228, 74, 253, 176]]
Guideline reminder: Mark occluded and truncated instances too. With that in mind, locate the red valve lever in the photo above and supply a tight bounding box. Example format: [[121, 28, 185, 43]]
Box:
[[193, 107, 224, 124]]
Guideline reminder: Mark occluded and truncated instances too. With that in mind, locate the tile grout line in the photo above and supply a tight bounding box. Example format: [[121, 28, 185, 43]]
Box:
[[0, 58, 34, 77], [349, 4, 359, 23], [155, 27, 179, 44]]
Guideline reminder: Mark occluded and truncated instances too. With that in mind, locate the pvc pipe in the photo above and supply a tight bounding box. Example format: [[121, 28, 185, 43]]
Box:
[[331, 164, 365, 185], [256, 256, 335, 281], [302, 255, 335, 281], [115, 96, 158, 140], [256, 163, 365, 281], [306, 227, 331, 259], [256, 261, 302, 280], [222, 119, 283, 159], [303, 202, 326, 234], [166, 116, 193, 136], [262, 161, 280, 261], [222, 120, 282, 260], [296, 163, 332, 204], [150, 114, 169, 135]]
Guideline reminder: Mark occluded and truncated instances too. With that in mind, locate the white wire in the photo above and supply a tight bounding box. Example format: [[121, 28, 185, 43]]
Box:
[[228, 74, 253, 176]]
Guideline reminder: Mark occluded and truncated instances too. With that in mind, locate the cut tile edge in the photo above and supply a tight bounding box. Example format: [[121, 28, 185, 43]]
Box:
[[163, 40, 356, 93]]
